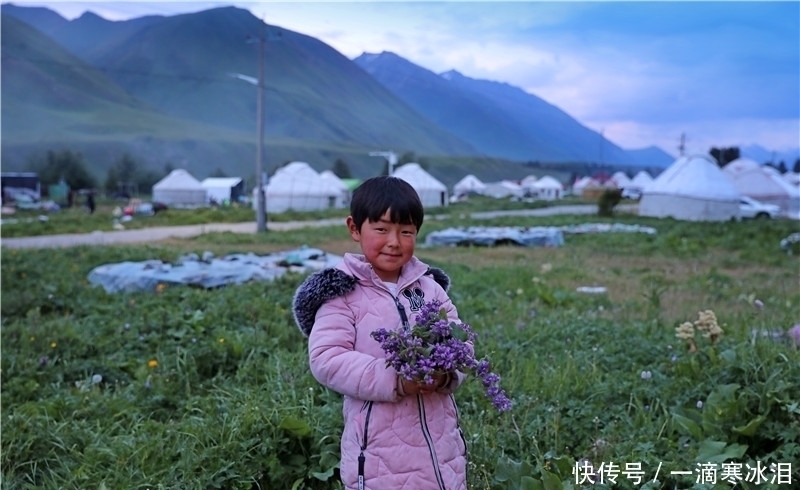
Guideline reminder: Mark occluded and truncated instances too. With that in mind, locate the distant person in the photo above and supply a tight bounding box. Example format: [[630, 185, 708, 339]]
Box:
[[67, 190, 74, 208], [86, 192, 96, 214], [292, 176, 469, 489]]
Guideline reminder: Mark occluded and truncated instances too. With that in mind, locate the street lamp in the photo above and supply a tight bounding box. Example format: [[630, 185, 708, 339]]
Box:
[[240, 25, 281, 232], [228, 64, 266, 232]]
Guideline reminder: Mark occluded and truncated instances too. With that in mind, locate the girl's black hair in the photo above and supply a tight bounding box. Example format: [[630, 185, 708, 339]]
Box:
[[350, 176, 424, 231]]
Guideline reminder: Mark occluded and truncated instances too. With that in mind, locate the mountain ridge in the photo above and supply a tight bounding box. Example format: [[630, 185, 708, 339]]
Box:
[[1, 3, 705, 186]]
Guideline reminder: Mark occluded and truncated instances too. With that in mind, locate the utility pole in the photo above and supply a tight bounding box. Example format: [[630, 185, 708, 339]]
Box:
[[254, 31, 267, 233], [369, 150, 398, 176]]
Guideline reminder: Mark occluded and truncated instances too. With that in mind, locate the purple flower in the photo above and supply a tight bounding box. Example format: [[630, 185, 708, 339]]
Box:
[[788, 324, 800, 348], [371, 300, 512, 412]]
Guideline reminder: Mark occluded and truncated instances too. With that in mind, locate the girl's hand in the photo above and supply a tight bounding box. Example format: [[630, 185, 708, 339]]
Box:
[[400, 372, 450, 395]]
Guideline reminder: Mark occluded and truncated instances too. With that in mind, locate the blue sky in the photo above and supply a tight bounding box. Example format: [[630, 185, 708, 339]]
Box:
[[9, 1, 800, 158]]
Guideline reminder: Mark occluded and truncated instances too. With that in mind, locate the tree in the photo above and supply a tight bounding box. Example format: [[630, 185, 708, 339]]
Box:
[[777, 161, 787, 174], [209, 167, 228, 178], [398, 152, 416, 165], [332, 158, 352, 178], [709, 147, 740, 167], [793, 159, 800, 174], [27, 149, 98, 190], [104, 153, 139, 192]]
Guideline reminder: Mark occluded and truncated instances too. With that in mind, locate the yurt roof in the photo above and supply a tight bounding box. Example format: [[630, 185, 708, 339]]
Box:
[[319, 170, 348, 190], [454, 174, 487, 191], [532, 176, 563, 189], [268, 162, 338, 195], [720, 160, 797, 198], [201, 177, 242, 188], [632, 171, 654, 186], [153, 169, 204, 190], [393, 163, 447, 191], [645, 155, 739, 201], [723, 158, 761, 176]]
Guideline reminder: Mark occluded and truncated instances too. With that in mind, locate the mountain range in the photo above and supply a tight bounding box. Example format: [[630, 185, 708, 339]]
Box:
[[2, 3, 684, 187]]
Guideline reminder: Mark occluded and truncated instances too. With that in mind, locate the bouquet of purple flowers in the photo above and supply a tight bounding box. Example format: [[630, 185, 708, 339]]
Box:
[[371, 299, 513, 412]]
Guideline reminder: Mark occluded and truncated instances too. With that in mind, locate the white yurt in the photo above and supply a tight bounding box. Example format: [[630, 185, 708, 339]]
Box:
[[319, 170, 351, 207], [519, 175, 538, 195], [610, 171, 632, 189], [784, 172, 800, 186], [253, 162, 342, 213], [453, 174, 487, 197], [392, 163, 449, 208], [531, 175, 564, 200], [201, 177, 244, 204], [639, 154, 741, 221], [483, 180, 524, 199], [723, 158, 800, 218], [152, 169, 207, 206], [572, 176, 600, 196], [630, 171, 654, 191]]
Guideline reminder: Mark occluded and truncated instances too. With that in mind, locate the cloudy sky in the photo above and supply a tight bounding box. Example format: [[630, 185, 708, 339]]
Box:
[[9, 1, 800, 157]]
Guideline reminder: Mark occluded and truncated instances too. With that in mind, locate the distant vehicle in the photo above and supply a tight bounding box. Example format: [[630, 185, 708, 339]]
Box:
[[621, 188, 642, 200], [739, 196, 781, 220]]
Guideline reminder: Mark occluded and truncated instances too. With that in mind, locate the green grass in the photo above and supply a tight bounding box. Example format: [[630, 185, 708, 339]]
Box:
[[2, 216, 799, 489]]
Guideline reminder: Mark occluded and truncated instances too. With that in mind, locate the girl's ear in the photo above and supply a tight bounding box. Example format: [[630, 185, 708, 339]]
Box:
[[346, 216, 360, 242]]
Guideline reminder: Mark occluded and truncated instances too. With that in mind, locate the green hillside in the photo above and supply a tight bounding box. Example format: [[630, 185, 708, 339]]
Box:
[[1, 7, 493, 183]]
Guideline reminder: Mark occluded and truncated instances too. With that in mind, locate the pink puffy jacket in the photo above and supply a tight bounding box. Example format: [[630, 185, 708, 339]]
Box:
[[293, 253, 468, 490]]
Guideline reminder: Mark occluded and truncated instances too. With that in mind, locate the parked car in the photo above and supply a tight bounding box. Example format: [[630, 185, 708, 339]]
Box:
[[739, 196, 781, 220], [621, 188, 642, 200]]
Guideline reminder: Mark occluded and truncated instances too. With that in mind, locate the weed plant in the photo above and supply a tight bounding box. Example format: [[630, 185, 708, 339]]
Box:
[[1, 216, 798, 489]]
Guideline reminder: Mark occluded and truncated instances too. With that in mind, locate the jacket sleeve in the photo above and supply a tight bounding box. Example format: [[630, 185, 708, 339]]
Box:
[[308, 297, 401, 402]]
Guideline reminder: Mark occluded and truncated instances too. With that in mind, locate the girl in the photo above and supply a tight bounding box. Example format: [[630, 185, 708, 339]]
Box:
[[293, 175, 468, 489]]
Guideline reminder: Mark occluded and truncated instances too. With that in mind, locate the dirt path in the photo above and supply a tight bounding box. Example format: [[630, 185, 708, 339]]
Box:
[[1, 204, 633, 249]]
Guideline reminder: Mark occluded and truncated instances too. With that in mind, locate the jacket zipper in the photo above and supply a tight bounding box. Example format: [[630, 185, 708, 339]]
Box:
[[358, 400, 374, 490], [451, 394, 468, 457], [395, 292, 446, 490], [418, 394, 447, 490]]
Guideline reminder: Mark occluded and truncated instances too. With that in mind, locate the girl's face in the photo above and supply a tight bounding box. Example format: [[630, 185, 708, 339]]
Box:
[[347, 209, 417, 283]]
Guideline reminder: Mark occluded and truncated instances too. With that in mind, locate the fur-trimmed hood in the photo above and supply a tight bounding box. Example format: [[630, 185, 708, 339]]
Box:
[[292, 259, 450, 337]]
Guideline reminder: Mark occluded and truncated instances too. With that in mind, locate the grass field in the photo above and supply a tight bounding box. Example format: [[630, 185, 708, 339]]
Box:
[[2, 211, 799, 489]]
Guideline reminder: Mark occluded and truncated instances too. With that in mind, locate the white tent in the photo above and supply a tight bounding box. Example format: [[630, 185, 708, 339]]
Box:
[[572, 176, 600, 195], [723, 158, 800, 218], [483, 180, 524, 199], [610, 171, 632, 189], [201, 177, 244, 204], [639, 155, 741, 221], [393, 163, 449, 208], [253, 162, 342, 213], [319, 170, 351, 207], [152, 169, 207, 206], [630, 171, 654, 191], [519, 175, 538, 195], [531, 175, 564, 200], [784, 172, 800, 186], [453, 174, 487, 196]]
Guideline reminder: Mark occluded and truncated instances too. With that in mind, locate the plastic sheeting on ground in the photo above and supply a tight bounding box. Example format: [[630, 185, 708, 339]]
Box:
[[424, 226, 565, 247], [423, 223, 657, 248], [87, 247, 342, 293], [559, 223, 657, 235]]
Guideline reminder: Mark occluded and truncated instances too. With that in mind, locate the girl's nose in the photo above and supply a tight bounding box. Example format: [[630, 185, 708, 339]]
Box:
[[386, 230, 401, 245]]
